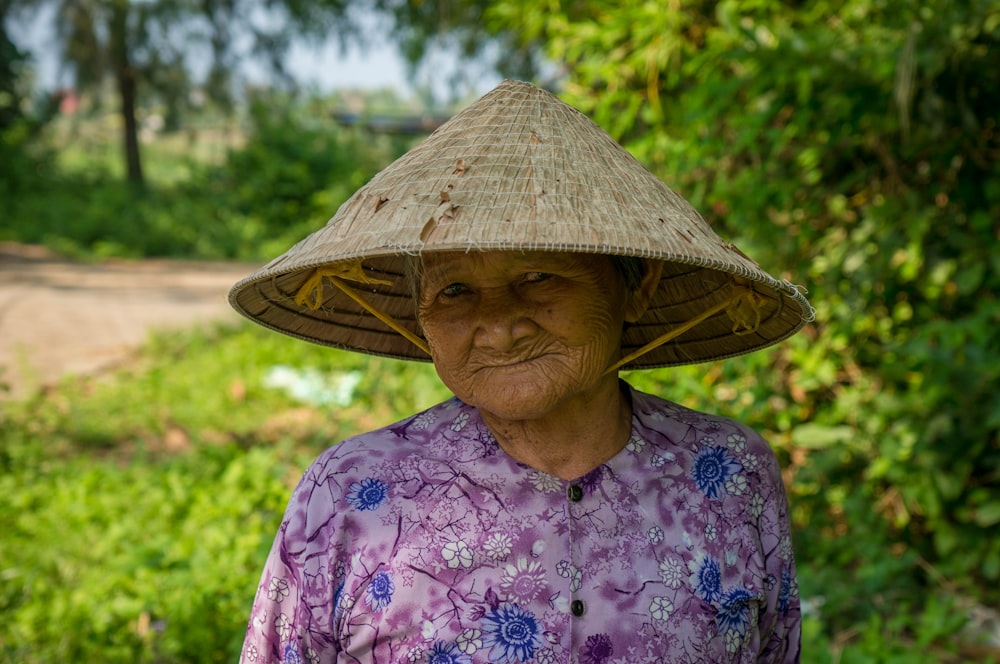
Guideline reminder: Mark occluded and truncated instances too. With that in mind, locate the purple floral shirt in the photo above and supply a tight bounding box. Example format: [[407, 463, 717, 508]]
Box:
[[241, 384, 800, 663]]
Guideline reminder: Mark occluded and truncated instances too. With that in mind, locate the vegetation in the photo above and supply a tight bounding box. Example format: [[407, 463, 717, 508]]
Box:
[[0, 323, 449, 662], [2, 0, 999, 661]]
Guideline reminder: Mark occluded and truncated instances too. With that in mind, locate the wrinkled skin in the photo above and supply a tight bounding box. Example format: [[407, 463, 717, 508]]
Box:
[[417, 251, 661, 479]]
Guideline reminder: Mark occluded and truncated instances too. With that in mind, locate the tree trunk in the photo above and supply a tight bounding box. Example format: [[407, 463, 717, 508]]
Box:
[[109, 0, 143, 186]]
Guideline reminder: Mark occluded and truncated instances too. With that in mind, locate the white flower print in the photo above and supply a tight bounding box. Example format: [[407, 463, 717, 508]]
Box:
[[750, 493, 765, 518], [267, 577, 290, 601], [244, 644, 258, 662], [659, 558, 685, 589], [412, 411, 436, 430], [450, 411, 470, 431], [651, 454, 666, 468], [705, 523, 718, 542], [648, 526, 664, 544], [726, 474, 748, 496], [274, 613, 292, 639], [727, 432, 748, 453], [528, 471, 562, 494], [726, 629, 742, 654], [406, 646, 424, 662], [536, 648, 557, 664], [500, 557, 547, 603], [422, 620, 436, 639], [442, 539, 474, 568], [743, 453, 760, 472], [569, 566, 583, 592], [626, 433, 645, 453], [780, 535, 793, 561], [484, 532, 513, 561], [457, 629, 483, 654], [649, 596, 674, 621], [556, 560, 571, 578]]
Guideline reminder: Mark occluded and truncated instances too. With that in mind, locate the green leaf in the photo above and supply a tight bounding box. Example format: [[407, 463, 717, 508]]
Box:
[[790, 424, 855, 449], [974, 501, 1000, 528]]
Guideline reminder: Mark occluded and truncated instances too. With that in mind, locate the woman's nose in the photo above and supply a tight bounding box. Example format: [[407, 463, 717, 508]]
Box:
[[472, 290, 537, 351]]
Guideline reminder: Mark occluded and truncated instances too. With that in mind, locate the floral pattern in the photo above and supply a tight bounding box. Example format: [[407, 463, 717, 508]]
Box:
[[363, 572, 394, 612], [482, 603, 543, 663], [345, 477, 388, 511], [427, 641, 472, 664], [241, 384, 801, 663]]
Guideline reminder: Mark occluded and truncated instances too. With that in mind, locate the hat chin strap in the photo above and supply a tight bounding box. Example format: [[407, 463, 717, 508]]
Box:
[[296, 265, 762, 371], [603, 283, 764, 375], [294, 264, 432, 356]]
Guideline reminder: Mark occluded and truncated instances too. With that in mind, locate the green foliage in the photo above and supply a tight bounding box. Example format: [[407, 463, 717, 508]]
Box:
[[1, 91, 409, 261], [0, 323, 449, 662], [0, 440, 289, 662], [197, 92, 413, 260]]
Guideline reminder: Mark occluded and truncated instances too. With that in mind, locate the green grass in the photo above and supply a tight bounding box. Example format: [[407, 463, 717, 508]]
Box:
[[0, 322, 449, 662]]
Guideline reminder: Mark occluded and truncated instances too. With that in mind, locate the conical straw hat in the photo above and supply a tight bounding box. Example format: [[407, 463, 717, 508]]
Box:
[[229, 79, 813, 368]]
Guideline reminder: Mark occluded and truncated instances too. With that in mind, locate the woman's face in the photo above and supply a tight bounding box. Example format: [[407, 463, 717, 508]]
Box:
[[417, 251, 653, 423]]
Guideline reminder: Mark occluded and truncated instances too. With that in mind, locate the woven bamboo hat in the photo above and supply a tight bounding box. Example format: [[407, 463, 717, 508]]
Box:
[[229, 79, 813, 369]]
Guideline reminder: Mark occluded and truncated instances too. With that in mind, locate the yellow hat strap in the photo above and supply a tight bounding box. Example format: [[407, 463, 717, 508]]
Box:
[[604, 282, 764, 374], [294, 264, 431, 356]]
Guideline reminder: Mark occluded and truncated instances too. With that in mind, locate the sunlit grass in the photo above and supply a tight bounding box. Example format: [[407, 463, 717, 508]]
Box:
[[0, 321, 451, 662]]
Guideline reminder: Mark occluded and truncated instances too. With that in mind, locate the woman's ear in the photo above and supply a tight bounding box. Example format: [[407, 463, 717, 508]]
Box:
[[624, 259, 663, 323]]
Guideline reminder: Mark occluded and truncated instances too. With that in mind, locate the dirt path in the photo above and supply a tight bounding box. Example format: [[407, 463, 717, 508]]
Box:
[[0, 242, 259, 400]]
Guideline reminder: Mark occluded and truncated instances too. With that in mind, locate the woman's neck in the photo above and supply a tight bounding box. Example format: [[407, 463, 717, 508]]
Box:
[[479, 380, 633, 481]]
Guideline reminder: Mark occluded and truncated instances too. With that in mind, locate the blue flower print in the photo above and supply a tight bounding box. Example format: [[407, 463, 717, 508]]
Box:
[[427, 641, 473, 664], [717, 587, 755, 636], [283, 642, 303, 664], [778, 567, 793, 613], [482, 602, 543, 663], [691, 446, 742, 499], [332, 579, 345, 622], [364, 571, 395, 612], [690, 555, 723, 603], [346, 477, 388, 511]]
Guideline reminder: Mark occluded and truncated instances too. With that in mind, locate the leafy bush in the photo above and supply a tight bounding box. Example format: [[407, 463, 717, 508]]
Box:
[[1, 91, 411, 262], [0, 323, 448, 662]]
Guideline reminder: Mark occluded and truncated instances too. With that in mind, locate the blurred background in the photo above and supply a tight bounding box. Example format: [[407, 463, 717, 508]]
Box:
[[1, 1, 998, 661]]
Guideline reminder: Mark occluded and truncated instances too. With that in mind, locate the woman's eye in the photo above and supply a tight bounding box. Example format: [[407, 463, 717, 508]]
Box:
[[523, 272, 553, 283], [440, 283, 468, 297]]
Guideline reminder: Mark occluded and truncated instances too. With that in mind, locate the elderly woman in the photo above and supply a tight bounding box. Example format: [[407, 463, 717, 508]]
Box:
[[230, 81, 813, 663]]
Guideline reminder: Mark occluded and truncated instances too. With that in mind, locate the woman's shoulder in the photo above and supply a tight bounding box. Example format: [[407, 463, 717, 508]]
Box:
[[630, 384, 760, 430], [301, 396, 480, 478], [628, 385, 777, 462]]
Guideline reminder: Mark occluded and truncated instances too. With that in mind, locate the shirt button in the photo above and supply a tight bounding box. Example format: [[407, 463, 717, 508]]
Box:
[[567, 484, 584, 502], [571, 599, 585, 616]]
